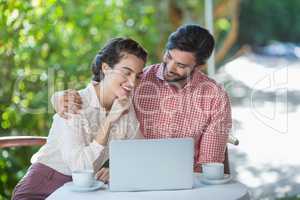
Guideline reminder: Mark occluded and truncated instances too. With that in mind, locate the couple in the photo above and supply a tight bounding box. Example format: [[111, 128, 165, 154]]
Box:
[[13, 24, 232, 200]]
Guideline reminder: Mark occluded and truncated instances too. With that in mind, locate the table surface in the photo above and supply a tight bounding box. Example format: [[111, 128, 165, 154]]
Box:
[[47, 173, 250, 200]]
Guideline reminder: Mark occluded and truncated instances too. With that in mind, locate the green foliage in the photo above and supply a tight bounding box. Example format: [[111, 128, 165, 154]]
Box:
[[0, 0, 163, 134], [239, 0, 300, 45], [0, 0, 162, 199], [276, 196, 300, 200], [1, 0, 300, 199], [0, 147, 39, 199]]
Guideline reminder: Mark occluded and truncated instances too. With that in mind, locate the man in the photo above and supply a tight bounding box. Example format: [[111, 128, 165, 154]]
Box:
[[53, 24, 232, 174]]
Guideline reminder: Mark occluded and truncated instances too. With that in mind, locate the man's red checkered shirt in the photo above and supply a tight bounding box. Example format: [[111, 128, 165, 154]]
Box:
[[133, 64, 232, 166]]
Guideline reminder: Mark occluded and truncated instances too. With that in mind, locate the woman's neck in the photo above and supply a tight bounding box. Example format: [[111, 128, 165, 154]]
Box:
[[93, 83, 115, 111]]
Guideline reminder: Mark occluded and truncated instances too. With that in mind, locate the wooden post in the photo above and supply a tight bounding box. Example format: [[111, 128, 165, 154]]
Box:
[[205, 0, 215, 76]]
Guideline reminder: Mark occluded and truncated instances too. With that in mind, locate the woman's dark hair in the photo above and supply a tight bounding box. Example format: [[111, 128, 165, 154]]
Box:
[[166, 24, 215, 65], [92, 37, 148, 82]]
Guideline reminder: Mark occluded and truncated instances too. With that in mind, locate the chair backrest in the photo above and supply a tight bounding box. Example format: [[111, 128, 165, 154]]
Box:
[[224, 147, 230, 174], [0, 135, 236, 174], [195, 132, 237, 174], [0, 136, 47, 148]]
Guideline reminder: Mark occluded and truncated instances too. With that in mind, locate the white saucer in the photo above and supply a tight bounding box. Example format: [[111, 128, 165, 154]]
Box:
[[200, 174, 232, 185], [64, 181, 104, 192]]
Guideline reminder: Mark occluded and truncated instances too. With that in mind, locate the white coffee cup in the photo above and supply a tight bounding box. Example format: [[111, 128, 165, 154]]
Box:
[[202, 163, 224, 180], [72, 170, 95, 187]]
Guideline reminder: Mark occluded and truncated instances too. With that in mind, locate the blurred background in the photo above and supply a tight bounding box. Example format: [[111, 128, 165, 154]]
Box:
[[1, 0, 300, 199]]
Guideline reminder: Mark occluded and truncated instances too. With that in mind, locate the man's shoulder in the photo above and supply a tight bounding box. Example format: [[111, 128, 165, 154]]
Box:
[[142, 63, 161, 77], [196, 71, 228, 97]]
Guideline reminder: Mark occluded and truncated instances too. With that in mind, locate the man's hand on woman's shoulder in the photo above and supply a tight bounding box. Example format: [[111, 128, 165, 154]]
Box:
[[52, 89, 83, 119]]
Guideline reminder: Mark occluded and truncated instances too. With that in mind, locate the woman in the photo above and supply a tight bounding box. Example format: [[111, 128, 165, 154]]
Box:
[[12, 38, 147, 200]]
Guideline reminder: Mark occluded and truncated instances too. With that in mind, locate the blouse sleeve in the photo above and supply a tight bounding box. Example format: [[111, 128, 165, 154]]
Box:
[[126, 105, 144, 139], [53, 114, 105, 172]]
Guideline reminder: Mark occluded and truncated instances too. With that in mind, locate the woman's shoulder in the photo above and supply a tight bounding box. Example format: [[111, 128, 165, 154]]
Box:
[[76, 83, 100, 109]]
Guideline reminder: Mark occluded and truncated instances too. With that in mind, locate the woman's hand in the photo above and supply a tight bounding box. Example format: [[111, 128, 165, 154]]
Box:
[[107, 96, 130, 123], [95, 96, 130, 145], [95, 167, 109, 183]]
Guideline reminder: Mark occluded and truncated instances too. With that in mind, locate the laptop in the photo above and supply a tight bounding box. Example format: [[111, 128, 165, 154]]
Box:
[[109, 138, 194, 192]]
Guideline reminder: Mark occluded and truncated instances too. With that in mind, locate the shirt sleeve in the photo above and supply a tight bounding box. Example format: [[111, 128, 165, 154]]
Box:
[[197, 91, 232, 164], [53, 114, 105, 172]]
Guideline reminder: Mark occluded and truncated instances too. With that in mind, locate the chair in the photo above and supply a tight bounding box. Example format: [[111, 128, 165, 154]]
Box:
[[194, 134, 239, 174], [0, 135, 239, 148], [0, 134, 239, 174], [0, 136, 47, 148]]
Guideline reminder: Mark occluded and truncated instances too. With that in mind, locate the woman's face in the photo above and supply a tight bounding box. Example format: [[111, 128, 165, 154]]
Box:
[[102, 53, 145, 98]]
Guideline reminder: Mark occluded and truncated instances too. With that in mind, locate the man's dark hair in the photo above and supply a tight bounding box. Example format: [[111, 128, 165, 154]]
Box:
[[166, 24, 215, 65], [92, 37, 148, 82]]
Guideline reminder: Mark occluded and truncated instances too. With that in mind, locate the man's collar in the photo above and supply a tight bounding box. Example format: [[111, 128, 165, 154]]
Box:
[[155, 63, 165, 81]]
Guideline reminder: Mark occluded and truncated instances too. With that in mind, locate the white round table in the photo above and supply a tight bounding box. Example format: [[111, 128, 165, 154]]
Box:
[[46, 173, 250, 200]]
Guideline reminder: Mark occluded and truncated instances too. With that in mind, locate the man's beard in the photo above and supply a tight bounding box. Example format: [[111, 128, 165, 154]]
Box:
[[166, 74, 188, 83], [163, 62, 190, 83]]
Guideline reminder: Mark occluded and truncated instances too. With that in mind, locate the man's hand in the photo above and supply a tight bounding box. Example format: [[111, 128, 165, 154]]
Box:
[[95, 167, 109, 183], [194, 164, 202, 173], [54, 89, 83, 119]]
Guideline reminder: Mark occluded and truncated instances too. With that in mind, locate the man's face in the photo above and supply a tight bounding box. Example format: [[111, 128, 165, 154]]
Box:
[[162, 49, 197, 86]]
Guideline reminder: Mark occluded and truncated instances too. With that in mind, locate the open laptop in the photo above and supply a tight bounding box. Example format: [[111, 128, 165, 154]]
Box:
[[109, 138, 194, 192]]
